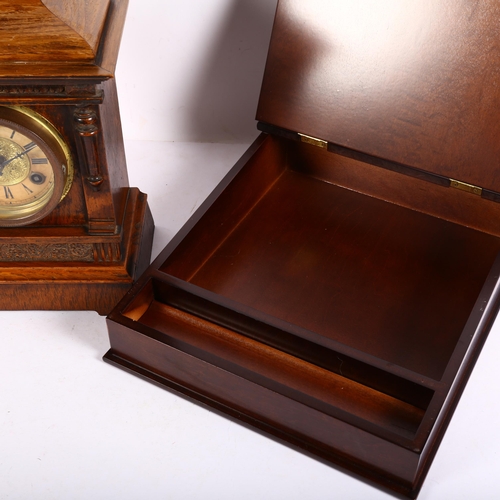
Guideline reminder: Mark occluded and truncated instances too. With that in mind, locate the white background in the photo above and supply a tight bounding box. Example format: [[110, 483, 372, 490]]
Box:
[[1, 1, 500, 499], [116, 0, 278, 144]]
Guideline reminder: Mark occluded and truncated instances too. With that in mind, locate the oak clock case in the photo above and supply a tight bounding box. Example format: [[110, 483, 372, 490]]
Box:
[[0, 106, 73, 226], [0, 0, 154, 315]]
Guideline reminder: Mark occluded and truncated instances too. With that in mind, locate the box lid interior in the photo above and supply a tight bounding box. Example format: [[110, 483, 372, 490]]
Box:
[[256, 0, 500, 194]]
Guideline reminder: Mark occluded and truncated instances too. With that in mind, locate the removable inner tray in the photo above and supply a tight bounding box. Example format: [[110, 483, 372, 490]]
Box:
[[160, 136, 500, 378]]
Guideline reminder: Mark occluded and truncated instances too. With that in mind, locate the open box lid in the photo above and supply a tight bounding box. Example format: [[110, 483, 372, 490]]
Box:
[[0, 0, 125, 80], [256, 0, 500, 195]]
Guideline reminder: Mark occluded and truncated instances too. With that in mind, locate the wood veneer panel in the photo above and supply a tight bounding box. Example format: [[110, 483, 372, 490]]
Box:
[[0, 0, 96, 62], [257, 0, 500, 193], [0, 0, 126, 79], [42, 0, 111, 54]]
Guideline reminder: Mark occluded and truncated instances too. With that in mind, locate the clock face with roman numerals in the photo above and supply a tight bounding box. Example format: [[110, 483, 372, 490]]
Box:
[[0, 106, 73, 227], [0, 127, 55, 209]]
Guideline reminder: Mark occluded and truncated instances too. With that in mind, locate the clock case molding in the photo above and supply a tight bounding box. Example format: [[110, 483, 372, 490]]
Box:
[[0, 0, 154, 315]]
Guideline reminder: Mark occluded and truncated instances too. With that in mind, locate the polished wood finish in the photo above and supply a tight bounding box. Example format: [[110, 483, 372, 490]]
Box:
[[0, 189, 152, 314], [0, 0, 126, 78], [257, 0, 500, 194], [43, 0, 111, 54], [0, 0, 110, 62], [161, 147, 500, 382], [106, 0, 500, 496], [0, 0, 153, 314]]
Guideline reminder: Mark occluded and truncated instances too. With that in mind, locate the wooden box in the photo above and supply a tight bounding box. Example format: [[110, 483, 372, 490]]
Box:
[[104, 1, 500, 497]]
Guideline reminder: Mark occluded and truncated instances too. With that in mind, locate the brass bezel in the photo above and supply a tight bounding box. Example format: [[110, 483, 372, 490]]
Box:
[[0, 106, 74, 226]]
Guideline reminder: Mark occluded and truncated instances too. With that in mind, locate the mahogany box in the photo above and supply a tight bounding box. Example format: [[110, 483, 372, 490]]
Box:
[[104, 1, 500, 497]]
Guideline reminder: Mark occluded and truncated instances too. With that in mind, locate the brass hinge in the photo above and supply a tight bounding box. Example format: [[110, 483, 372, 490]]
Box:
[[450, 179, 483, 196], [299, 133, 328, 149]]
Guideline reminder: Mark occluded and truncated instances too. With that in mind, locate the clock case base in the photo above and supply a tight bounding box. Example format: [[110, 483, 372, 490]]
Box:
[[0, 187, 153, 315]]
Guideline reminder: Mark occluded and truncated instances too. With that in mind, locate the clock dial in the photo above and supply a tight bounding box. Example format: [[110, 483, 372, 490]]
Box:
[[0, 127, 55, 212], [0, 106, 73, 227]]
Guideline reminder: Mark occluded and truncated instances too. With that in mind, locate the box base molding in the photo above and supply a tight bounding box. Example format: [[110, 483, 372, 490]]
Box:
[[104, 307, 437, 500]]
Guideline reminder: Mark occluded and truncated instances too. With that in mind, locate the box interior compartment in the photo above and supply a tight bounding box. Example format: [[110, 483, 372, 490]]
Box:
[[159, 135, 500, 382]]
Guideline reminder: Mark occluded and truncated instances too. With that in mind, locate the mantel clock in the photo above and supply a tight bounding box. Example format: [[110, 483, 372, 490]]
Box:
[[0, 0, 154, 314]]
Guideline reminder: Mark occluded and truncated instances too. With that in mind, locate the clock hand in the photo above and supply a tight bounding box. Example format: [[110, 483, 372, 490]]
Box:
[[0, 142, 37, 175]]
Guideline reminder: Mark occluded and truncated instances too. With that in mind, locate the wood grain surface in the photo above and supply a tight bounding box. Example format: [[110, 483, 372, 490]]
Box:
[[257, 0, 500, 193]]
